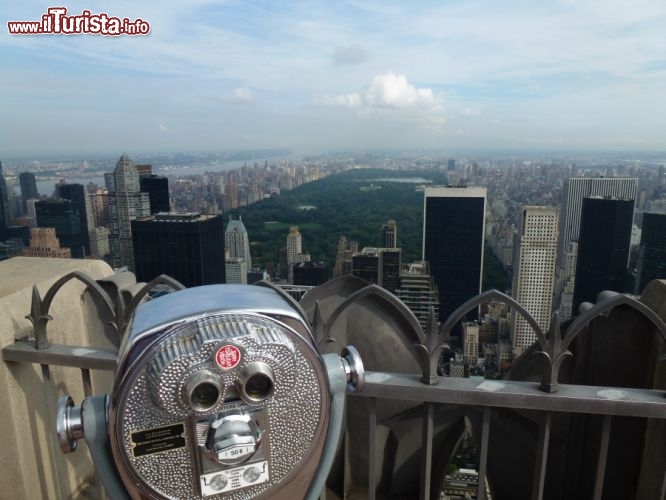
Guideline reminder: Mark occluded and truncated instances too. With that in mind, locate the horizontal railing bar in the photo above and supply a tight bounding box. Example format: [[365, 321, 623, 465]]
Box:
[[353, 372, 666, 419], [2, 342, 117, 371]]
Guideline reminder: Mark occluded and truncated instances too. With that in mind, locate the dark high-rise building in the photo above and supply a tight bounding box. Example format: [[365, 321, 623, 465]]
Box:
[[554, 177, 638, 320], [352, 251, 379, 285], [292, 261, 328, 286], [0, 161, 11, 238], [447, 158, 456, 171], [423, 186, 486, 322], [140, 175, 171, 214], [572, 197, 633, 312], [635, 212, 666, 294], [351, 247, 402, 293], [380, 219, 397, 248], [19, 172, 39, 213], [56, 183, 91, 256], [380, 248, 401, 292], [35, 199, 86, 258], [132, 213, 225, 288]]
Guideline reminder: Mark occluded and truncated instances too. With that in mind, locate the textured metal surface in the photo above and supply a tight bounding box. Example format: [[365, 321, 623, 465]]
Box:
[[144, 315, 290, 414], [109, 285, 331, 500]]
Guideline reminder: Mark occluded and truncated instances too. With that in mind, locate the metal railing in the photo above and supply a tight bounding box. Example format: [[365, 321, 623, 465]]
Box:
[[3, 274, 666, 500]]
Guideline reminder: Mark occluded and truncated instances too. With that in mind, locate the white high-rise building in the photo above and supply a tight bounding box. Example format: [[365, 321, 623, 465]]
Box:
[[225, 217, 252, 284], [225, 257, 249, 284], [463, 321, 480, 366], [108, 153, 150, 271], [287, 226, 302, 264], [511, 206, 558, 358], [554, 177, 638, 319], [225, 217, 252, 268], [287, 226, 310, 284]]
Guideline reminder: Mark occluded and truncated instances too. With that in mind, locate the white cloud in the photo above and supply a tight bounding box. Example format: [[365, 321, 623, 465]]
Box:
[[319, 72, 445, 124], [364, 72, 440, 110], [158, 123, 168, 132], [228, 87, 254, 104]]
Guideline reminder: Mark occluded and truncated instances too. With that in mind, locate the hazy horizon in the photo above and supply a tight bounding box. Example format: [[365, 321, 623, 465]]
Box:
[[3, 1, 666, 156]]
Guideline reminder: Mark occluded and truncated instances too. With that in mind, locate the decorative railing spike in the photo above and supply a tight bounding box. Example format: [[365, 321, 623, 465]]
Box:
[[22, 271, 666, 398], [426, 289, 666, 394], [533, 311, 572, 393], [24, 272, 185, 349], [312, 300, 337, 350], [414, 306, 449, 384], [25, 285, 53, 349], [25, 272, 115, 350]]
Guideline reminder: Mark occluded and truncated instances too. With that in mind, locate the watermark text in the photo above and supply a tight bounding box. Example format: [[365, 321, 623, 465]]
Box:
[[7, 7, 150, 36]]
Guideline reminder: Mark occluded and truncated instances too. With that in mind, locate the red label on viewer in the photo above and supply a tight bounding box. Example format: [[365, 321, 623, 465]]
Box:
[[215, 345, 241, 369]]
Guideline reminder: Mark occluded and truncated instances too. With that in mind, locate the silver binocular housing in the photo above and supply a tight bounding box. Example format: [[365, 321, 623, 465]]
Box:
[[57, 284, 363, 500]]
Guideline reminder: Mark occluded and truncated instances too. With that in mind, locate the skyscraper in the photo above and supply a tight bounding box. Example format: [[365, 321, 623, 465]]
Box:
[[56, 183, 92, 256], [0, 161, 11, 238], [351, 247, 402, 293], [286, 226, 310, 284], [21, 227, 71, 258], [334, 235, 358, 277], [88, 226, 110, 261], [89, 188, 110, 227], [394, 260, 439, 330], [132, 213, 225, 287], [35, 199, 86, 258], [19, 172, 39, 214], [108, 153, 150, 270], [635, 212, 666, 294], [224, 216, 252, 284], [380, 219, 397, 248], [572, 197, 633, 312], [225, 216, 251, 268], [511, 206, 558, 358], [140, 175, 171, 214], [555, 177, 637, 319], [287, 226, 302, 265], [135, 164, 153, 177], [292, 261, 328, 286], [423, 186, 486, 322]]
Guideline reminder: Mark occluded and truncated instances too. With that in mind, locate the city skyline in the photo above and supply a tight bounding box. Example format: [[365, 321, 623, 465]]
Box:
[[3, 1, 666, 156]]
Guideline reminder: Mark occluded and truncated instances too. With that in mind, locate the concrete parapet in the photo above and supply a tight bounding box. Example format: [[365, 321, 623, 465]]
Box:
[[0, 257, 116, 499]]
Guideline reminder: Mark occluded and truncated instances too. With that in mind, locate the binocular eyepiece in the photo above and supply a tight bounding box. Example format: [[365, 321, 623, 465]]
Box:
[[57, 284, 363, 499]]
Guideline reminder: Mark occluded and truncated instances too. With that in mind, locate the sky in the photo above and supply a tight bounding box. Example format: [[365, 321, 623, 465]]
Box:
[[2, 0, 666, 157]]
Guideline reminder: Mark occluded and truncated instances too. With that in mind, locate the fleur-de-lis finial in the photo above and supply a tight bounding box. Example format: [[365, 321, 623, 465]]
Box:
[[534, 311, 572, 393], [312, 300, 337, 351], [413, 306, 449, 384], [25, 285, 53, 349]]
